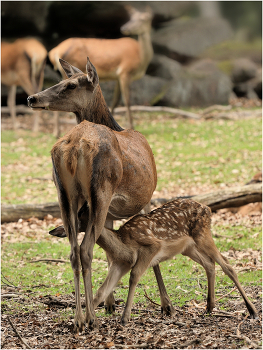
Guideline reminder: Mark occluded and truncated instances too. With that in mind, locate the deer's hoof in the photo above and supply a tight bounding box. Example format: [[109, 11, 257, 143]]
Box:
[[105, 303, 116, 314], [73, 317, 85, 333], [86, 316, 98, 330], [121, 317, 129, 326], [161, 304, 176, 316], [250, 312, 258, 320]]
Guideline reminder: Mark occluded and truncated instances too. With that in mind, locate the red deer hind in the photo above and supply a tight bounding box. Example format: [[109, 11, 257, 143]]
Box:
[[48, 6, 154, 129], [1, 38, 47, 131], [27, 58, 174, 332]]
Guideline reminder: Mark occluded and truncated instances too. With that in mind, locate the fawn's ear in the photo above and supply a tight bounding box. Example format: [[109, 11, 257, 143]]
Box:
[[86, 57, 99, 87], [59, 58, 83, 78]]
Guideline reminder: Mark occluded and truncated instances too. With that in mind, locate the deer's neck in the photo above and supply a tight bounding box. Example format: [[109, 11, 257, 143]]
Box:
[[75, 87, 124, 131], [97, 228, 133, 262], [138, 29, 153, 72]]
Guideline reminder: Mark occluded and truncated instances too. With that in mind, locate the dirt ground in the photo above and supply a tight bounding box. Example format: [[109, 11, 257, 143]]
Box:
[[1, 209, 262, 349]]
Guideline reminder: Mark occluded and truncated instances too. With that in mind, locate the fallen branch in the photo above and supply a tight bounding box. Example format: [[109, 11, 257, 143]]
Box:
[[1, 293, 21, 299], [29, 258, 69, 263], [202, 105, 232, 115], [113, 105, 201, 119], [7, 316, 32, 349], [1, 184, 261, 223]]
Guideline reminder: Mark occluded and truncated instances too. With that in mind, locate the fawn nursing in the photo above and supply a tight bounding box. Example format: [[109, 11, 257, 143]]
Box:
[[93, 198, 257, 325]]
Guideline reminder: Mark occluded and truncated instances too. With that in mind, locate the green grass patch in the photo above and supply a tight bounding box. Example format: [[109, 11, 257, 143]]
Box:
[[2, 223, 261, 319], [1, 116, 261, 203]]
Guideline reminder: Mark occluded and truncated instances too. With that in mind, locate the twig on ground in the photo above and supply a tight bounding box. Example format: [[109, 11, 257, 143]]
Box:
[[176, 338, 201, 348], [29, 258, 69, 263], [195, 286, 238, 307], [236, 314, 248, 336], [1, 293, 21, 299], [230, 333, 258, 348], [115, 343, 149, 349], [144, 289, 161, 307], [7, 316, 32, 349], [1, 273, 18, 288]]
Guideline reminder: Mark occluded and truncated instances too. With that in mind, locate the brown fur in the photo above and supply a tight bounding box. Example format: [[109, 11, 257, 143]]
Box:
[[48, 6, 153, 129], [94, 198, 258, 325], [1, 38, 47, 130], [28, 58, 172, 333]]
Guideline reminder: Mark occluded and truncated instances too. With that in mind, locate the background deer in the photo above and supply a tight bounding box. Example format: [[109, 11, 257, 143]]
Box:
[[48, 6, 153, 129], [1, 38, 47, 131], [27, 58, 174, 332], [93, 198, 258, 326]]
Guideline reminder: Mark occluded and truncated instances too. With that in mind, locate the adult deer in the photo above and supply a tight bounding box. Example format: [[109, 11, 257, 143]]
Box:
[[1, 38, 47, 131], [48, 6, 153, 129], [92, 198, 258, 325], [27, 58, 174, 332]]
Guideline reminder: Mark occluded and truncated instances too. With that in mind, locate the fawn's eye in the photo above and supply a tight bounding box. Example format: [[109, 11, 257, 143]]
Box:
[[67, 83, 76, 89]]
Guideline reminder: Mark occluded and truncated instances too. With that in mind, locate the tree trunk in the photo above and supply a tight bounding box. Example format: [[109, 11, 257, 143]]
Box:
[[1, 184, 261, 223]]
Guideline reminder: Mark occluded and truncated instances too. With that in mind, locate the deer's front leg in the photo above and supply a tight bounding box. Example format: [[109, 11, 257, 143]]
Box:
[[142, 204, 175, 316], [8, 85, 18, 130], [153, 264, 176, 316]]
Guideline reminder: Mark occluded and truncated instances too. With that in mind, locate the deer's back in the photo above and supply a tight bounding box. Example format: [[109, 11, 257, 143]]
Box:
[[49, 37, 141, 78], [120, 199, 212, 244]]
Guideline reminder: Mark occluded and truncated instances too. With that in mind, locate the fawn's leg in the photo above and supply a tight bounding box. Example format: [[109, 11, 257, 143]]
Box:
[[153, 264, 176, 316], [121, 249, 157, 326], [205, 237, 258, 318], [142, 202, 175, 316], [183, 246, 216, 313], [94, 262, 130, 309], [103, 220, 116, 313]]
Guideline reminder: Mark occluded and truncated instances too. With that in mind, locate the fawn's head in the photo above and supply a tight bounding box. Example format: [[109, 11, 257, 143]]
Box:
[[121, 6, 153, 36], [27, 58, 99, 113]]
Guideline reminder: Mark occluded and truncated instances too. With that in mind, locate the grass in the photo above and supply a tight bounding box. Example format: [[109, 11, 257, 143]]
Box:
[[2, 223, 261, 319], [1, 112, 262, 322], [1, 115, 262, 204]]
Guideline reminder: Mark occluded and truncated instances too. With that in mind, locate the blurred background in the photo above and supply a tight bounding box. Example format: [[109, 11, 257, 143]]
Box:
[[1, 1, 262, 108]]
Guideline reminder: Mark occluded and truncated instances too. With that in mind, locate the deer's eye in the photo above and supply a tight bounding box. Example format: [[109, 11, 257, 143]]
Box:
[[67, 83, 76, 89]]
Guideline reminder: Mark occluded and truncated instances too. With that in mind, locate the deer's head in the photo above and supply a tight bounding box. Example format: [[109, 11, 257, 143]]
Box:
[[121, 6, 153, 36], [27, 58, 99, 113]]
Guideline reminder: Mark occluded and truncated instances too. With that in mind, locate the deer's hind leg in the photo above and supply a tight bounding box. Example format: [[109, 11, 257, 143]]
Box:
[[183, 243, 216, 314], [60, 195, 85, 332], [204, 236, 258, 319]]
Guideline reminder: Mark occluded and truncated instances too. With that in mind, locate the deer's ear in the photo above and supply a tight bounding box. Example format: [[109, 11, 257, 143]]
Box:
[[59, 59, 83, 78], [124, 5, 137, 16], [86, 57, 99, 86]]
